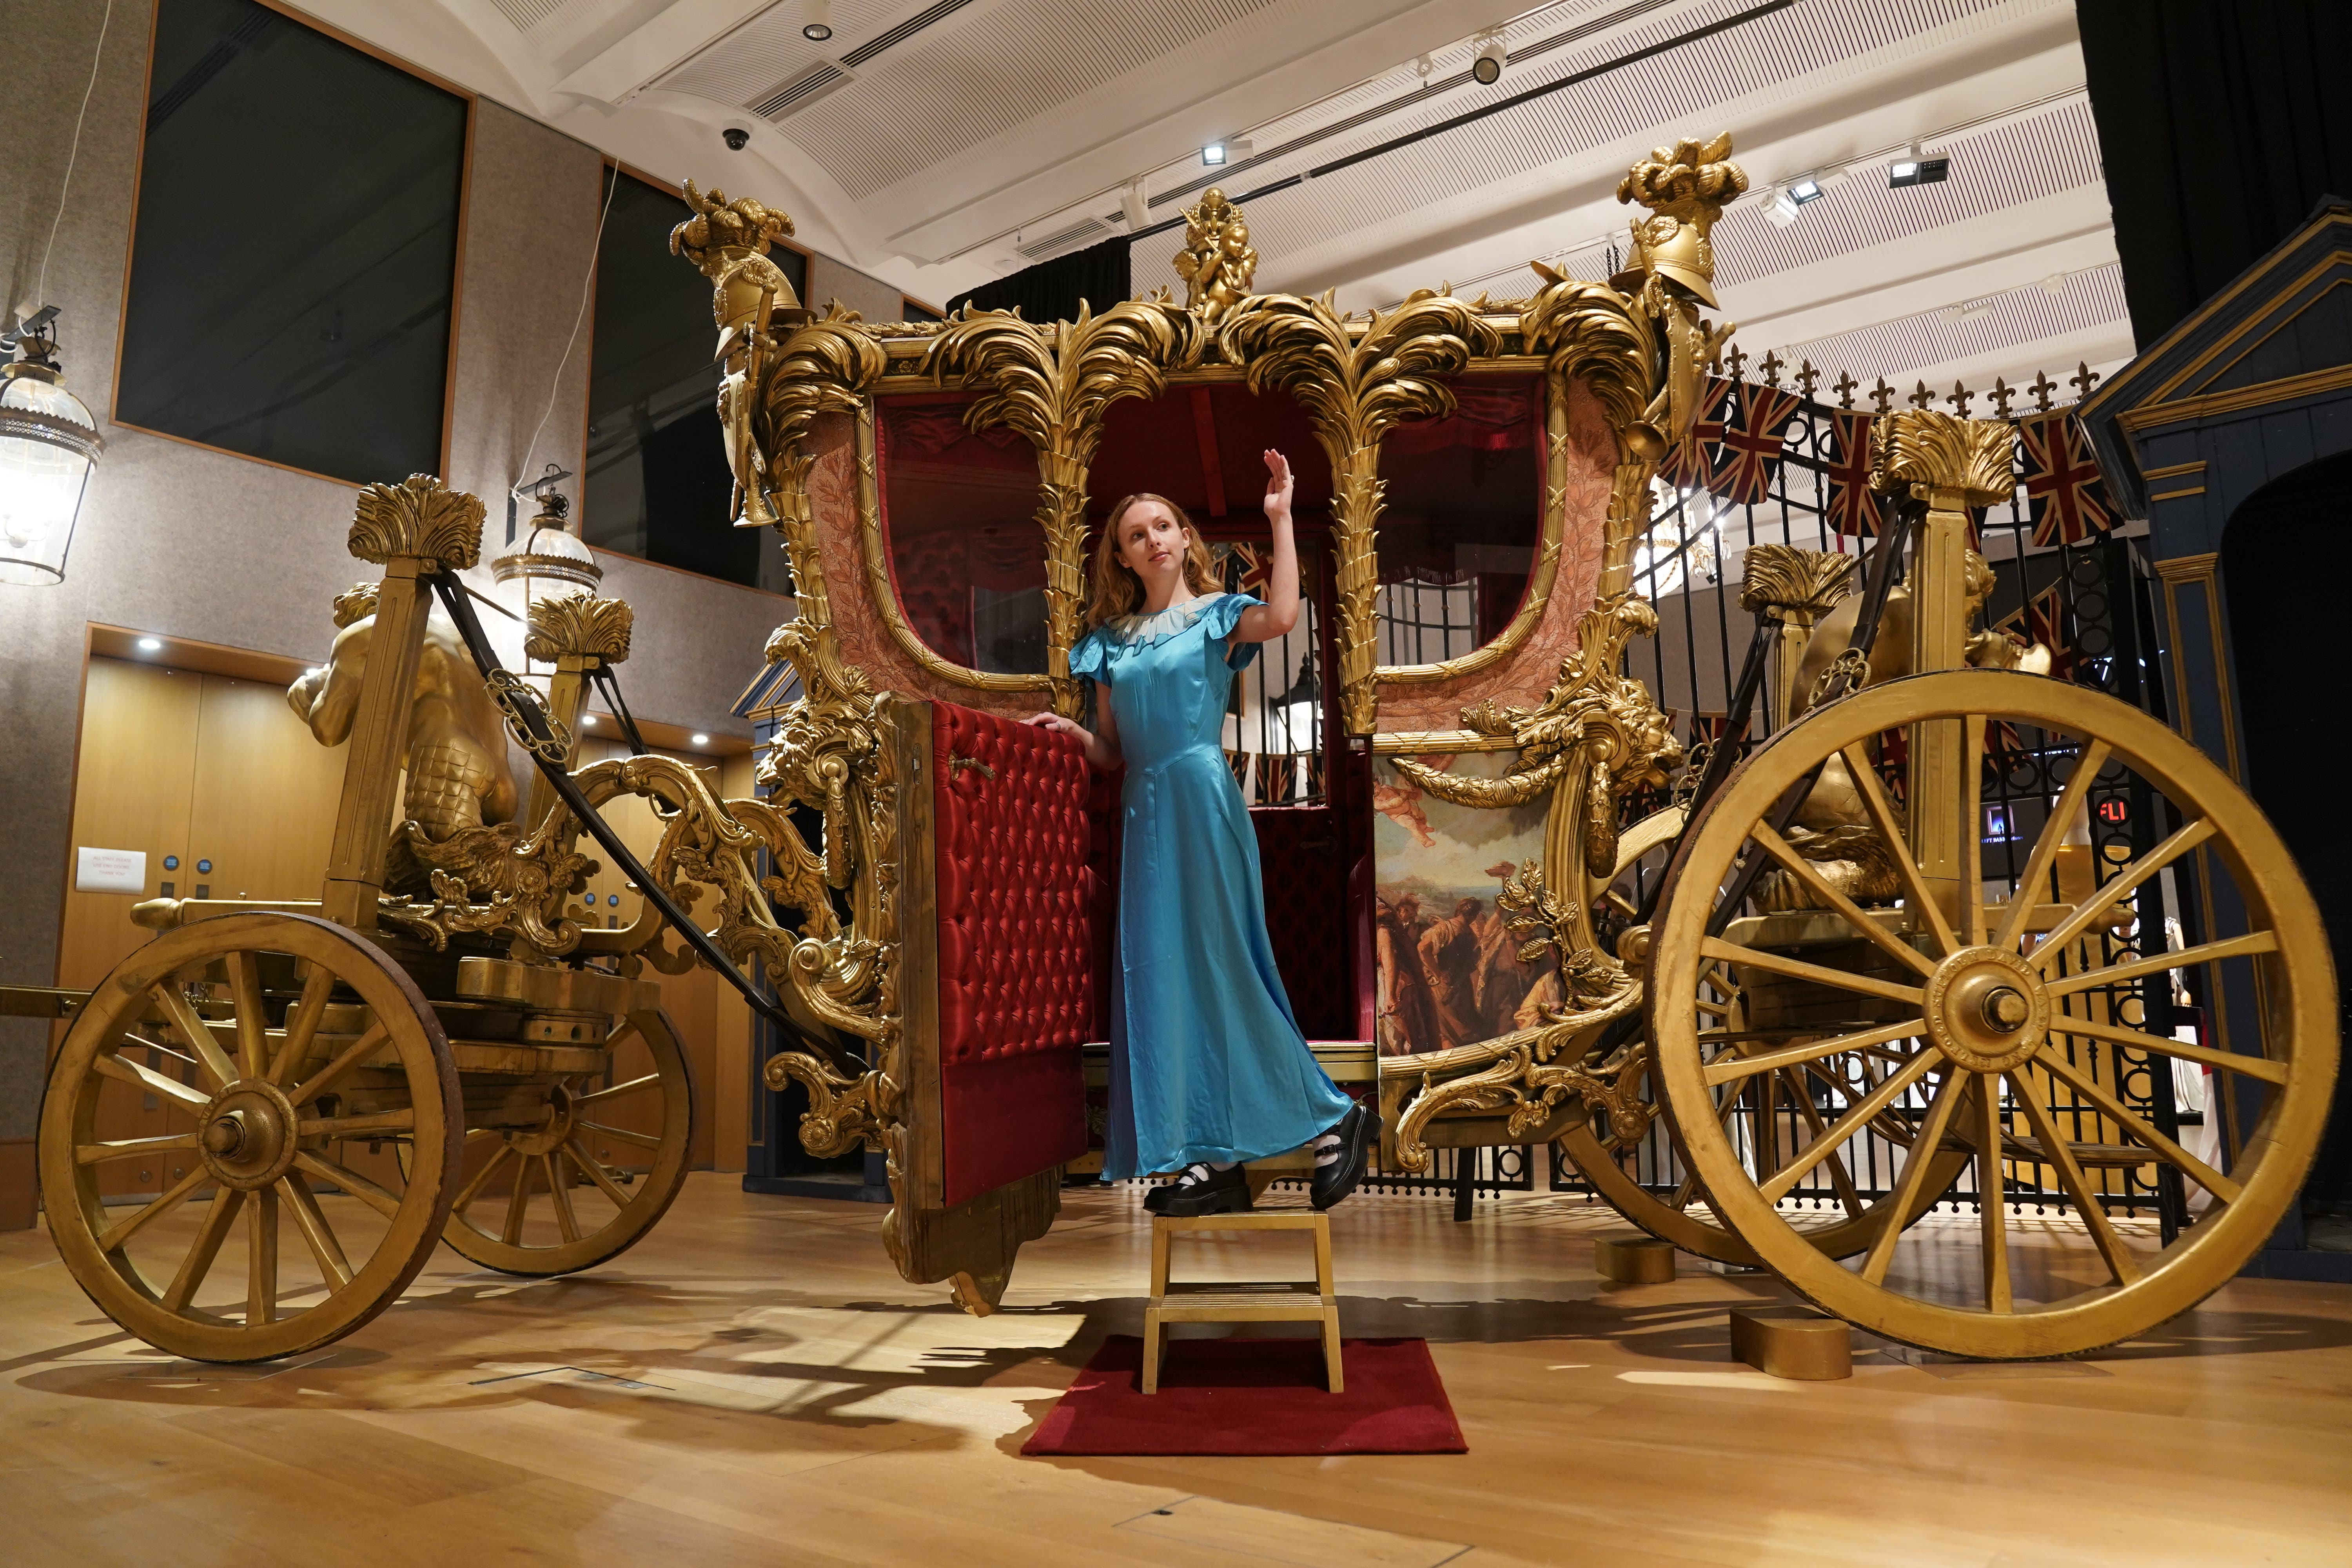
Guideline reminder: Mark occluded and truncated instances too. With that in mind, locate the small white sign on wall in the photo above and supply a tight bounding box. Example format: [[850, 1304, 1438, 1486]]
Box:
[[76, 847, 148, 895]]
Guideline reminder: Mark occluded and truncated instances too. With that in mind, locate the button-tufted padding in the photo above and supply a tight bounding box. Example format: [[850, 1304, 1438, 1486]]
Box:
[[931, 701, 1093, 1205]]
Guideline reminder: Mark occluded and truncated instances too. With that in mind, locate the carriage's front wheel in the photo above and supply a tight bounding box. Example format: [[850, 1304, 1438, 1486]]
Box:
[[38, 913, 462, 1363], [1648, 671, 2336, 1359]]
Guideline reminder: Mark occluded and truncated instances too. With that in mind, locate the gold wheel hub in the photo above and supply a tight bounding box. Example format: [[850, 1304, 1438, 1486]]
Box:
[[198, 1080, 301, 1191], [1922, 945, 2049, 1074], [508, 1082, 579, 1158]]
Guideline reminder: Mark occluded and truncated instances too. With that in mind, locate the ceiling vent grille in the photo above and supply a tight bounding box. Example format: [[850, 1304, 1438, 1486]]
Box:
[[748, 61, 856, 121], [1018, 217, 1111, 260]]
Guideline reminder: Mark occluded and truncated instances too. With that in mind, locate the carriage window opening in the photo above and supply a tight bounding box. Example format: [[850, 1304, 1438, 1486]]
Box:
[[1372, 377, 1543, 664], [582, 167, 805, 593], [115, 0, 467, 485], [876, 397, 1049, 674]]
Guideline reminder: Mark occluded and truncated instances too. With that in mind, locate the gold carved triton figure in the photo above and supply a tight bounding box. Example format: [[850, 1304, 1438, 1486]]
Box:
[[1172, 187, 1258, 323]]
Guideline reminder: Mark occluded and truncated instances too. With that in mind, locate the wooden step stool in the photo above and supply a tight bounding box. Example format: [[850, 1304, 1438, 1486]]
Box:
[[1143, 1208, 1341, 1394]]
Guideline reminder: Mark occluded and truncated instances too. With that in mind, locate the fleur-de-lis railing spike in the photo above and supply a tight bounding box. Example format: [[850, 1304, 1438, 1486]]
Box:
[[1989, 376, 2015, 418], [1758, 348, 1784, 386], [2029, 369, 2057, 412], [1794, 359, 1820, 397], [2070, 361, 2101, 400], [1833, 370, 1858, 409], [1909, 380, 1935, 409], [1724, 343, 1748, 379], [1871, 377, 1895, 413], [1947, 380, 1974, 416]]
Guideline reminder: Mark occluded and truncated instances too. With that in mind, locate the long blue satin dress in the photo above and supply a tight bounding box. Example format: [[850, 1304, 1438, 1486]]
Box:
[[1069, 592, 1354, 1180]]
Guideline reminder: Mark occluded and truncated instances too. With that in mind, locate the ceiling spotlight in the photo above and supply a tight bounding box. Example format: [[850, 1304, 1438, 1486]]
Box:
[[1889, 143, 1949, 188], [136, 636, 162, 652], [1763, 188, 1801, 227], [691, 733, 710, 747], [1787, 176, 1824, 205], [1120, 180, 1149, 229], [1201, 142, 1226, 166], [1472, 34, 1506, 85], [801, 0, 832, 42]]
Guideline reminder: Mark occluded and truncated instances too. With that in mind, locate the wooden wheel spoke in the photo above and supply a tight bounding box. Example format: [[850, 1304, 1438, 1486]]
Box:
[[564, 1138, 635, 1208], [124, 1032, 203, 1076], [1760, 1049, 1940, 1202], [298, 1109, 417, 1140], [1698, 936, 1926, 1009], [78, 1131, 199, 1166], [1994, 740, 2112, 952], [1975, 1075, 2012, 1312], [1703, 1018, 1927, 1087], [93, 1049, 212, 1111], [543, 1154, 582, 1243], [500, 1156, 535, 1245], [277, 1172, 354, 1290], [2007, 1072, 2142, 1287], [576, 1121, 663, 1151], [153, 983, 239, 1090], [96, 1166, 211, 1251], [288, 1024, 389, 1109], [227, 951, 269, 1082], [573, 1073, 661, 1108], [269, 963, 338, 1086], [1748, 822, 1939, 978], [1840, 743, 1959, 955], [451, 1143, 517, 1217], [162, 1187, 246, 1312], [2045, 1005, 2290, 1085], [1961, 715, 1986, 948], [247, 1185, 280, 1327], [2045, 930, 2279, 1003], [2037, 1050, 2242, 1204], [291, 1151, 405, 1220], [2031, 817, 2216, 967], [1783, 1069, 1866, 1221], [1859, 1069, 1969, 1285]]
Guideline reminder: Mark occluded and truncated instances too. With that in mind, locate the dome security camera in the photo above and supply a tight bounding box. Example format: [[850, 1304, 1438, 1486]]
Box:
[[722, 123, 752, 152]]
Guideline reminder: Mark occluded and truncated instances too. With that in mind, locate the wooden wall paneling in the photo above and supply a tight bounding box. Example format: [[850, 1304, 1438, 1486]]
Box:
[[58, 659, 204, 1201], [186, 673, 346, 903]]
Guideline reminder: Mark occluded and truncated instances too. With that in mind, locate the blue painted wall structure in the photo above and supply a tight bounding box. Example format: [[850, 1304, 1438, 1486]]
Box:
[[2082, 200, 2352, 1280]]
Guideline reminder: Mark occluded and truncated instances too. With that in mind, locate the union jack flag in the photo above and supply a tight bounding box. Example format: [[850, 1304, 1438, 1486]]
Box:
[[2018, 410, 2115, 546], [1223, 542, 1274, 595], [1708, 380, 1805, 505], [1656, 376, 1733, 492], [1822, 408, 1878, 539]]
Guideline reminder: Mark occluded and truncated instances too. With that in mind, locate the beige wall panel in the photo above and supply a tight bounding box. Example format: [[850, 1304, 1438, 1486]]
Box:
[[186, 674, 346, 905], [56, 660, 202, 993]]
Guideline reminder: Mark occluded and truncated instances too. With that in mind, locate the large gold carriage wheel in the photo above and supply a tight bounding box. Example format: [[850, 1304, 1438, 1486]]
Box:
[[1648, 670, 2337, 1358], [1558, 809, 1970, 1264], [410, 1007, 694, 1277], [38, 913, 462, 1363]]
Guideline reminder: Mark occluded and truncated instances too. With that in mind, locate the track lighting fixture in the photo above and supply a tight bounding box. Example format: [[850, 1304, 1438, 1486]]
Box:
[[802, 0, 832, 43], [1472, 34, 1506, 85]]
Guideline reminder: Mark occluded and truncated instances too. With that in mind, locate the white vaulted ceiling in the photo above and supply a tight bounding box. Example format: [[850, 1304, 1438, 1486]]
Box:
[[299, 0, 2132, 392]]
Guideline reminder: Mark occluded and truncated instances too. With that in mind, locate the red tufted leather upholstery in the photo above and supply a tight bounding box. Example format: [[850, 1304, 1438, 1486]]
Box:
[[930, 701, 1093, 1206]]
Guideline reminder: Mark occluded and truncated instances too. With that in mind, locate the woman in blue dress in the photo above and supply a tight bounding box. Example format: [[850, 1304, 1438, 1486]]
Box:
[[1029, 450, 1376, 1217]]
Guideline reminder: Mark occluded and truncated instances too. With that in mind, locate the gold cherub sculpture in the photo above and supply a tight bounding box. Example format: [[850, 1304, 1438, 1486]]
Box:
[[1172, 187, 1258, 323]]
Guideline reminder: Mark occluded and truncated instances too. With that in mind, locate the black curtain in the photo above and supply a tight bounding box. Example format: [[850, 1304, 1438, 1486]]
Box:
[[948, 233, 1131, 323], [2077, 0, 2352, 346]]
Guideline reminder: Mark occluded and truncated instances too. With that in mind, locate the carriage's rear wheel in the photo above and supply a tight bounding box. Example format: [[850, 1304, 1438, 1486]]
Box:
[[1649, 671, 2336, 1358], [419, 1009, 693, 1276], [38, 913, 461, 1363]]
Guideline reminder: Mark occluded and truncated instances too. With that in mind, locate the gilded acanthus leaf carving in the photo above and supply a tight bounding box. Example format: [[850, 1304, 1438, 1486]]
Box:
[[523, 590, 633, 665], [1738, 545, 1855, 619], [1872, 407, 2016, 508], [1218, 289, 1502, 734], [920, 299, 1201, 715], [348, 474, 484, 569], [757, 308, 890, 625], [1519, 268, 1653, 434]]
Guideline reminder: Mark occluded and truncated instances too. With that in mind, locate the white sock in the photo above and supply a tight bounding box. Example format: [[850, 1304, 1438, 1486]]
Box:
[[1207, 1160, 1236, 1172], [1312, 1132, 1341, 1168]]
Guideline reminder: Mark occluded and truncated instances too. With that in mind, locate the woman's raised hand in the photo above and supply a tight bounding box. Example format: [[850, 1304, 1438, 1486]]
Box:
[[1261, 448, 1294, 523]]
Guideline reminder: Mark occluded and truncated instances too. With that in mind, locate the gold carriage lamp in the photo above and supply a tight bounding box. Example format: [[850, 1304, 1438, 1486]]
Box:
[[492, 465, 600, 679], [0, 306, 103, 586]]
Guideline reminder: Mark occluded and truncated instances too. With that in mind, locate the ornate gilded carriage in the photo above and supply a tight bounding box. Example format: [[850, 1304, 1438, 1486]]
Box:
[[21, 132, 2336, 1365]]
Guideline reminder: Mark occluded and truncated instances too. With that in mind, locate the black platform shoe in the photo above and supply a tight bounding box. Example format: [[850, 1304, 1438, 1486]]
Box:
[[1311, 1100, 1377, 1211], [1157, 1162, 1254, 1218]]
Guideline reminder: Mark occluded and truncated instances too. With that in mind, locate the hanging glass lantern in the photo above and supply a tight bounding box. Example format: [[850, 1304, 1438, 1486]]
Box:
[[491, 477, 599, 681], [0, 310, 102, 586]]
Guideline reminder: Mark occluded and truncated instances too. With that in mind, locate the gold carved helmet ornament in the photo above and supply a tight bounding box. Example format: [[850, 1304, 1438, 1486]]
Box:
[[1611, 133, 1748, 307], [670, 180, 811, 333]]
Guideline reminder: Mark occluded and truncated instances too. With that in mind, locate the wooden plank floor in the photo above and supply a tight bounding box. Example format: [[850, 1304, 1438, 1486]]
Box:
[[4, 1174, 2349, 1566]]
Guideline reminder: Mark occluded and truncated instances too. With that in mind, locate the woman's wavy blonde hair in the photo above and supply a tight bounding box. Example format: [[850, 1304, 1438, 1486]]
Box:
[[1083, 492, 1219, 630]]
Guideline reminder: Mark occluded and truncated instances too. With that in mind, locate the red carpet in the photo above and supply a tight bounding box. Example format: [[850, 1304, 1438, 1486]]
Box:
[[1020, 1336, 1466, 1455]]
